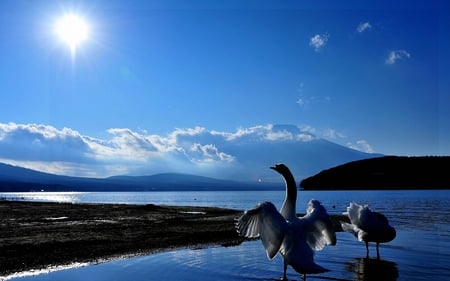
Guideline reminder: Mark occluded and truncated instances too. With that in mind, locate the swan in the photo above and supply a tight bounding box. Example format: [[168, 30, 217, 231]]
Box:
[[236, 163, 336, 280], [340, 202, 396, 259]]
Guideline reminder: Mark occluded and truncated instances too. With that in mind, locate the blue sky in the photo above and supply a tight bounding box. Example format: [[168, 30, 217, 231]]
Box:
[[0, 0, 449, 177]]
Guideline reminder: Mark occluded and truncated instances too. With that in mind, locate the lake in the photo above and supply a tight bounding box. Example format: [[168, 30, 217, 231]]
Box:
[[1, 190, 449, 281]]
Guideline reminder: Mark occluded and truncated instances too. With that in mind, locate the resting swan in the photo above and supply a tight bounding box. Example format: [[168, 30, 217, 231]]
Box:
[[341, 202, 396, 259], [236, 163, 336, 280]]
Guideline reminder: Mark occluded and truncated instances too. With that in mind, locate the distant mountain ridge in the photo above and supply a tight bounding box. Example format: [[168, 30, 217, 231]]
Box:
[[300, 156, 450, 190], [0, 163, 277, 192]]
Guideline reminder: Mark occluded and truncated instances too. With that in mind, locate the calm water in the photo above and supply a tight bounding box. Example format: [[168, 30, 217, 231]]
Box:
[[1, 190, 449, 281]]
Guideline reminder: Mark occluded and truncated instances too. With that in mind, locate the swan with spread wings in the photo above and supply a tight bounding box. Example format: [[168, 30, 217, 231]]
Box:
[[236, 163, 336, 280]]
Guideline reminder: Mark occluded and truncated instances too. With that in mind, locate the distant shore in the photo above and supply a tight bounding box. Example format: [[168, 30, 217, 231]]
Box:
[[0, 201, 347, 277], [300, 156, 450, 190]]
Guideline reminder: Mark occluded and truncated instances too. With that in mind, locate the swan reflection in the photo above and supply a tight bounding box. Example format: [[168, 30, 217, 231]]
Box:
[[345, 257, 398, 281]]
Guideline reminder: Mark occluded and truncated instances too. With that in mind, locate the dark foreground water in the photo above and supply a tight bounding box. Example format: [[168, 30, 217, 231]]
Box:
[[1, 190, 449, 281]]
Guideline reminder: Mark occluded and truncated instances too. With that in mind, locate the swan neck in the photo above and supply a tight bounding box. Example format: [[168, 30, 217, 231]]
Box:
[[281, 173, 297, 219]]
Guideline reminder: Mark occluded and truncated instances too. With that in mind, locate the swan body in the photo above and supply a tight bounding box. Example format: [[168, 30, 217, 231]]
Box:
[[236, 164, 336, 280], [340, 202, 396, 259]]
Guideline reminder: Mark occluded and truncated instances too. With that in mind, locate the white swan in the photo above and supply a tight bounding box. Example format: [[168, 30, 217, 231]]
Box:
[[236, 163, 336, 280], [340, 202, 396, 259]]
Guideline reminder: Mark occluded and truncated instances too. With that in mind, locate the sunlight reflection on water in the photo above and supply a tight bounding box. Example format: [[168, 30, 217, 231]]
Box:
[[0, 192, 82, 203]]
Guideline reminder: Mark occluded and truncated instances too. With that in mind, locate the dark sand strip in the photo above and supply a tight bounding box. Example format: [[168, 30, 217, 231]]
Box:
[[0, 201, 347, 276]]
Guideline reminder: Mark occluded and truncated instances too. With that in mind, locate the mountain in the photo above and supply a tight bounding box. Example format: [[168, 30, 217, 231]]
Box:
[[300, 156, 450, 190], [0, 133, 383, 191], [217, 137, 382, 182], [0, 122, 383, 184], [0, 163, 276, 192]]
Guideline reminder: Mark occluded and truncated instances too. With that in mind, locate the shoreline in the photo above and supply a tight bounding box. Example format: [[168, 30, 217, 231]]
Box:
[[0, 201, 244, 277], [0, 201, 347, 278]]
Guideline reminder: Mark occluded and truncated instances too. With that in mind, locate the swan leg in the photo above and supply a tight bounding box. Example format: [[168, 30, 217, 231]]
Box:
[[365, 241, 369, 258], [280, 262, 288, 281], [376, 242, 380, 259]]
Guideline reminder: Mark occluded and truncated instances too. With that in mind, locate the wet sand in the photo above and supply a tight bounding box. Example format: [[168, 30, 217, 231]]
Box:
[[0, 201, 347, 276]]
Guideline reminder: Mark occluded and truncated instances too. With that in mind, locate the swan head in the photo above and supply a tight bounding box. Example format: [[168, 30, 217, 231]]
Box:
[[270, 163, 292, 176], [270, 163, 296, 187]]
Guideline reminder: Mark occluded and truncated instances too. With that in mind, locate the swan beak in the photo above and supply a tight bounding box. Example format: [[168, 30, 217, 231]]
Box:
[[270, 163, 284, 171]]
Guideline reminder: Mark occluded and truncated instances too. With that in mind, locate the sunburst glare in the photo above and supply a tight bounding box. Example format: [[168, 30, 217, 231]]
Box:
[[54, 13, 90, 58]]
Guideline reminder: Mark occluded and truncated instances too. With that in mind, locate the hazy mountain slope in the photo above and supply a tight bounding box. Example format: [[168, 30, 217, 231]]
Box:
[[218, 138, 381, 182]]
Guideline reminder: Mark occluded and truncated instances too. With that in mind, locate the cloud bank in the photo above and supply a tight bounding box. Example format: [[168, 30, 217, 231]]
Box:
[[3, 122, 353, 178]]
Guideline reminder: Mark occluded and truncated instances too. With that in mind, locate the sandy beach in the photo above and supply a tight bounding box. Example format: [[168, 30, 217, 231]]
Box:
[[0, 201, 347, 276]]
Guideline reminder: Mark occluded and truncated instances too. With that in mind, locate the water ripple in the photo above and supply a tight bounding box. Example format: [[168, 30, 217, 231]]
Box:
[[3, 190, 449, 281]]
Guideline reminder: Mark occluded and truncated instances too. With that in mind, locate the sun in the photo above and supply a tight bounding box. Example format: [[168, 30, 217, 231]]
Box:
[[54, 13, 90, 56]]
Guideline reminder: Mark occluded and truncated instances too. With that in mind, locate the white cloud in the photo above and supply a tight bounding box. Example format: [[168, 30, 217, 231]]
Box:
[[347, 140, 375, 153], [356, 22, 372, 33], [385, 50, 411, 65], [297, 133, 314, 142], [296, 94, 331, 107], [219, 125, 272, 141], [299, 125, 316, 135], [309, 33, 329, 52], [323, 128, 345, 140], [296, 98, 305, 106], [190, 143, 234, 164], [0, 122, 91, 162]]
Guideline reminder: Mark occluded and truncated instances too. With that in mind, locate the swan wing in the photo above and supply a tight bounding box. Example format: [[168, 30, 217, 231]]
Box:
[[306, 219, 336, 250], [341, 221, 366, 241], [302, 199, 337, 251], [346, 202, 381, 231], [345, 201, 367, 225], [236, 201, 287, 259]]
